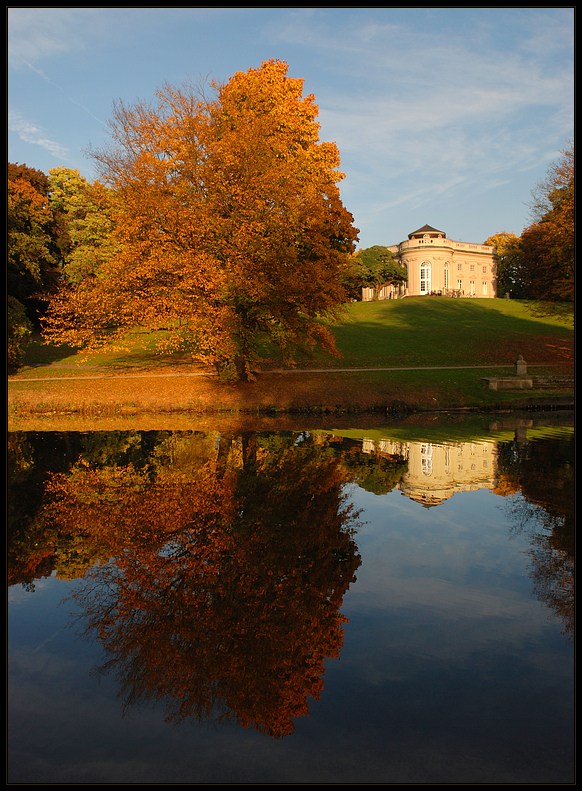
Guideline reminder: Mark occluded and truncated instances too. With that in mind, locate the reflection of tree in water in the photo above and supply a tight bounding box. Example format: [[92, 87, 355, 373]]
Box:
[[496, 433, 574, 640], [7, 431, 85, 587], [8, 430, 192, 584], [42, 431, 363, 738]]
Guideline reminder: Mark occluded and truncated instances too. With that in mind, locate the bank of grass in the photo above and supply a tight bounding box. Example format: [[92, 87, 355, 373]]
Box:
[[316, 297, 573, 369], [8, 298, 574, 419]]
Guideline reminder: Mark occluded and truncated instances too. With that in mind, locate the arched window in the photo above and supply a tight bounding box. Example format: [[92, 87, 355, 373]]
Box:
[[421, 444, 433, 476], [420, 262, 431, 293]]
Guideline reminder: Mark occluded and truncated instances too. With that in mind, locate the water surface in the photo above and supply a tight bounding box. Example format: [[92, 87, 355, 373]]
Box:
[[8, 412, 574, 783]]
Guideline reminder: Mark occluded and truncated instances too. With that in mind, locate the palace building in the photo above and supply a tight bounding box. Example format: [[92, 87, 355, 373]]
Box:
[[362, 224, 498, 301]]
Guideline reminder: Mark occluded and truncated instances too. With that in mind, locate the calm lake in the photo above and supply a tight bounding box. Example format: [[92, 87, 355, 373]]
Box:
[[7, 411, 574, 784]]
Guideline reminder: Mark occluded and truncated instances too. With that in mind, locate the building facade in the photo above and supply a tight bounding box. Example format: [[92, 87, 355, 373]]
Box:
[[360, 436, 499, 508], [362, 224, 498, 301]]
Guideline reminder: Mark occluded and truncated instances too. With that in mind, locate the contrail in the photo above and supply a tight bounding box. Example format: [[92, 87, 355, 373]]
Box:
[[22, 57, 107, 127]]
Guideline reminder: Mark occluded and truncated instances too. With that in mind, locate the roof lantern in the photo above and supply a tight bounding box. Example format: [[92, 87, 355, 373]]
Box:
[[408, 224, 446, 240]]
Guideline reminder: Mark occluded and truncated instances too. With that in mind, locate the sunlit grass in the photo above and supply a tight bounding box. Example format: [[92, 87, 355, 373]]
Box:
[[19, 297, 573, 375], [318, 297, 574, 369], [10, 298, 573, 418]]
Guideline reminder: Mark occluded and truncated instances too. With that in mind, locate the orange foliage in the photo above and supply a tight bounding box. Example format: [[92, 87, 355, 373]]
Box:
[[44, 60, 359, 379]]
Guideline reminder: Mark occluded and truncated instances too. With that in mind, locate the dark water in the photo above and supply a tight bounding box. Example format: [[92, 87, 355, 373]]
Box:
[[7, 413, 574, 784]]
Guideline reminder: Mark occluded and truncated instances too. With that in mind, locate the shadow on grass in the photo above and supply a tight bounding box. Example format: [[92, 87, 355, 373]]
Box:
[[324, 298, 574, 368], [21, 331, 201, 373], [20, 299, 573, 374], [22, 335, 81, 367]]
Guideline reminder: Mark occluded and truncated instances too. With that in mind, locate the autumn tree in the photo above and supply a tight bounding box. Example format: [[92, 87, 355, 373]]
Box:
[[8, 164, 59, 318], [8, 163, 62, 369], [8, 162, 50, 194], [43, 60, 359, 380], [516, 143, 574, 302], [483, 231, 520, 297]]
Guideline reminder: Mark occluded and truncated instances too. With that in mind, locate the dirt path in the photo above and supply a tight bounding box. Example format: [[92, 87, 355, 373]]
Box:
[[9, 362, 559, 383]]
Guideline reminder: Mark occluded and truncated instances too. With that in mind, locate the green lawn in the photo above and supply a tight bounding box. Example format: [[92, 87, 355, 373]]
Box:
[[19, 297, 573, 374], [11, 298, 573, 417], [320, 297, 573, 369]]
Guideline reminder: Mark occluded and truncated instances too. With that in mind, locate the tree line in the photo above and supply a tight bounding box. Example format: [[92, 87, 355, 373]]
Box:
[[8, 162, 118, 370], [485, 141, 574, 304], [7, 60, 573, 376]]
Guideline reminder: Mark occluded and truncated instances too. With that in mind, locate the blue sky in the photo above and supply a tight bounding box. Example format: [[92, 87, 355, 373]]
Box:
[[8, 7, 574, 250]]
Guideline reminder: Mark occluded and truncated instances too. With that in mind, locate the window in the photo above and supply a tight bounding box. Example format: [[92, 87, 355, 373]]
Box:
[[420, 262, 431, 293], [482, 281, 488, 295], [483, 266, 487, 273], [443, 264, 449, 289], [469, 280, 475, 295], [421, 444, 433, 476], [457, 263, 463, 271]]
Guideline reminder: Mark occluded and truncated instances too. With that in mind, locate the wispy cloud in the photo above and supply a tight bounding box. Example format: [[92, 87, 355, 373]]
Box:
[[18, 57, 107, 128], [7, 7, 94, 68], [277, 8, 573, 226], [8, 110, 71, 161], [8, 8, 108, 145], [269, 10, 573, 137], [7, 7, 573, 244]]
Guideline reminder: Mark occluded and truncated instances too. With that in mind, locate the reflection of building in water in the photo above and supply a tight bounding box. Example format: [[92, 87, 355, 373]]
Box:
[[362, 438, 498, 507]]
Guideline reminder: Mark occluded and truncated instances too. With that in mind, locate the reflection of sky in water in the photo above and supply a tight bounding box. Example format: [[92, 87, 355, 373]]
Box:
[[350, 485, 530, 603], [338, 485, 567, 689], [316, 482, 573, 785]]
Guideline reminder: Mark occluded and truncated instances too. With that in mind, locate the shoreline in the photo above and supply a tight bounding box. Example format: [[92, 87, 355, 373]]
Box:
[[8, 359, 574, 431], [8, 398, 575, 438], [8, 378, 574, 429]]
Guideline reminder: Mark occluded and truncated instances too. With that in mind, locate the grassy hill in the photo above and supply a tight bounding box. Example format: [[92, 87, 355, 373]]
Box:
[[8, 298, 574, 421], [318, 297, 573, 369]]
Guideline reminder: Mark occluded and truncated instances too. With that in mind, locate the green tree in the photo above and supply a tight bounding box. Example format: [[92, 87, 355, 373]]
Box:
[[7, 295, 33, 372], [483, 231, 520, 297], [44, 60, 359, 380], [351, 245, 407, 300], [48, 167, 118, 285]]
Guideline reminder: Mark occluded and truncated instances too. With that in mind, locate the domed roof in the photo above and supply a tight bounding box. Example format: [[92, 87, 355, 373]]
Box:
[[408, 224, 446, 239]]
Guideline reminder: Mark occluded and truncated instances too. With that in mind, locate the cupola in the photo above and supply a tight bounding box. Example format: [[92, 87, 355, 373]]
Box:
[[408, 224, 446, 240]]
